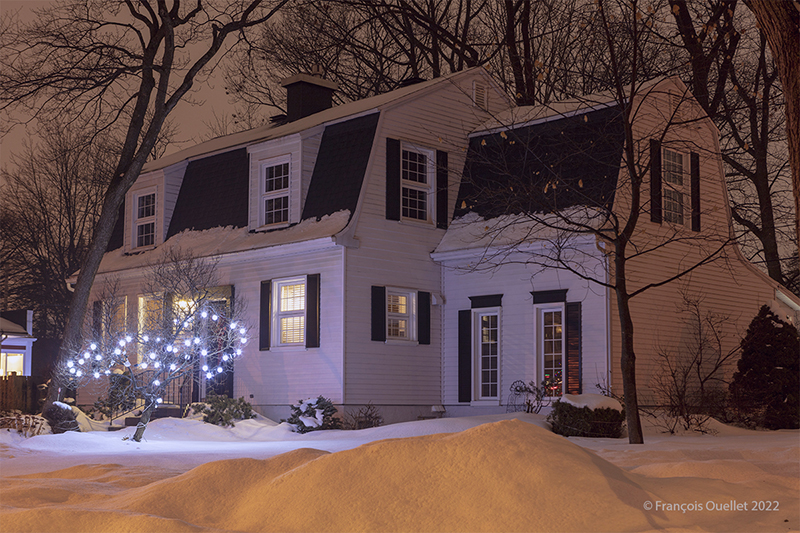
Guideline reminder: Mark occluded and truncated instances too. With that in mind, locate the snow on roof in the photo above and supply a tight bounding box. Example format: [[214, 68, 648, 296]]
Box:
[[473, 76, 672, 135], [143, 67, 488, 173], [0, 317, 29, 337], [433, 209, 607, 255], [560, 393, 623, 412], [96, 210, 350, 275]]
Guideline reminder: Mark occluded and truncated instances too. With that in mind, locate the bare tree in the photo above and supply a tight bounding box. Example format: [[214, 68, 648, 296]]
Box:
[[649, 291, 739, 433], [60, 248, 249, 442], [667, 0, 795, 292], [0, 0, 288, 400], [455, 0, 733, 444], [744, 0, 800, 253], [1, 121, 117, 338]]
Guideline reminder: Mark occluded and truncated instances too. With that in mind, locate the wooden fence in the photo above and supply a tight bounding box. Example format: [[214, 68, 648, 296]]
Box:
[[0, 375, 47, 414]]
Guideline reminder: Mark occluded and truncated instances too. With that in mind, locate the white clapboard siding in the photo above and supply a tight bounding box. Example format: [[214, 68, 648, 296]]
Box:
[[438, 248, 609, 407], [162, 161, 188, 238], [606, 78, 800, 403], [88, 243, 346, 408], [342, 70, 512, 405]]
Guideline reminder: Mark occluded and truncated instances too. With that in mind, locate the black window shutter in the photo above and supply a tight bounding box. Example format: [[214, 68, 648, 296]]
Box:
[[259, 280, 271, 351], [458, 309, 472, 403], [418, 291, 431, 344], [650, 139, 662, 224], [565, 302, 582, 395], [436, 150, 448, 229], [371, 286, 386, 341], [306, 274, 320, 348], [386, 138, 401, 221], [162, 293, 174, 331], [92, 300, 102, 338], [690, 152, 700, 231]]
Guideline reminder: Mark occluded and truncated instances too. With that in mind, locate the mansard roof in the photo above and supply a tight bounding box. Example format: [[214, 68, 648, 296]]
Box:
[[454, 103, 625, 220]]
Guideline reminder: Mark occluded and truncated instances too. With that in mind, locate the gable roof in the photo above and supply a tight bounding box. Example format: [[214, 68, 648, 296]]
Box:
[[454, 103, 625, 220], [143, 67, 499, 174]]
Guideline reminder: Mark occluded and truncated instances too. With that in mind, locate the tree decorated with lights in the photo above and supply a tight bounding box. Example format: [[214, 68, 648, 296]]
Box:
[[58, 248, 249, 442]]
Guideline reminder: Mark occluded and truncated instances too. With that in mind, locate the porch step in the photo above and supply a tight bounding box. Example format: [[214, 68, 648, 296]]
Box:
[[124, 406, 183, 426]]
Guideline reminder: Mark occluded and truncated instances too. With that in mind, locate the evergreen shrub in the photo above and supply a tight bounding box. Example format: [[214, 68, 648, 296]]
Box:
[[191, 391, 256, 427], [547, 400, 625, 438], [729, 305, 800, 429], [285, 396, 341, 433], [42, 402, 80, 434]]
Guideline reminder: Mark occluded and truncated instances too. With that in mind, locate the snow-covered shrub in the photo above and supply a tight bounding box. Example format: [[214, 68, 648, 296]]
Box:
[[547, 396, 625, 438], [285, 396, 341, 433], [42, 401, 80, 434], [0, 413, 51, 436], [343, 402, 383, 430], [190, 391, 256, 427], [729, 306, 799, 430]]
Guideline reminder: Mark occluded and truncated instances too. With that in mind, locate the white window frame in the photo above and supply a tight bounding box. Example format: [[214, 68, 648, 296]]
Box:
[[400, 143, 435, 225], [1, 351, 25, 377], [663, 148, 685, 225], [473, 307, 501, 402], [272, 276, 307, 347], [260, 155, 292, 227], [537, 304, 565, 398], [385, 287, 417, 342], [133, 190, 157, 249]]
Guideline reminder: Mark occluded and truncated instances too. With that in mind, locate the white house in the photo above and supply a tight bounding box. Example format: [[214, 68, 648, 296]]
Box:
[[81, 69, 799, 422], [0, 311, 36, 377]]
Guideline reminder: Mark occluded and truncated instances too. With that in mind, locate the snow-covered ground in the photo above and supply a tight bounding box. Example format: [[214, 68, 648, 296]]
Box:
[[1, 413, 797, 532]]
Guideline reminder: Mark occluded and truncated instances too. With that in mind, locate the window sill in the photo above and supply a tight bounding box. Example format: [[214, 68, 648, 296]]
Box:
[[255, 222, 291, 232], [470, 400, 500, 407], [399, 218, 436, 229], [269, 344, 308, 352], [384, 339, 419, 346]]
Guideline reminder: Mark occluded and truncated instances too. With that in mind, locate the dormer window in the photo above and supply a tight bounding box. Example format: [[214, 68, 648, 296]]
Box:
[[134, 191, 156, 248], [261, 157, 291, 226], [401, 144, 435, 223]]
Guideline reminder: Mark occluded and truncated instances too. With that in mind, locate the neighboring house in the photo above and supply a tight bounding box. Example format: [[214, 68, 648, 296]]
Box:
[[80, 69, 799, 422], [0, 311, 36, 377], [432, 77, 800, 413]]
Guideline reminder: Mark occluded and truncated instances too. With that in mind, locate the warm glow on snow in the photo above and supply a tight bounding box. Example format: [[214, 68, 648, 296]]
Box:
[[1, 414, 797, 532]]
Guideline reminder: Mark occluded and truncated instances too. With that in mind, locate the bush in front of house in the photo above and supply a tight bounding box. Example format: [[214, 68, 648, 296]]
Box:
[[41, 401, 80, 434], [343, 402, 383, 430], [285, 396, 341, 434], [729, 305, 800, 430], [190, 391, 256, 427], [547, 400, 625, 438]]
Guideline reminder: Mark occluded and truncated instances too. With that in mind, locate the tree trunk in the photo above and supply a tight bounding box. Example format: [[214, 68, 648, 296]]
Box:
[[745, 0, 800, 256], [615, 249, 644, 444], [133, 400, 157, 442]]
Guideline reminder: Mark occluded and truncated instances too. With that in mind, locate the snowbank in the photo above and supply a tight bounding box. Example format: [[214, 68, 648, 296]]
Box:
[[1, 415, 797, 532], [560, 393, 622, 411]]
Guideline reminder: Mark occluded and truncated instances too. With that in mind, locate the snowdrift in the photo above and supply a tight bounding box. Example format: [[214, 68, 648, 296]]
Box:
[[3, 419, 796, 532]]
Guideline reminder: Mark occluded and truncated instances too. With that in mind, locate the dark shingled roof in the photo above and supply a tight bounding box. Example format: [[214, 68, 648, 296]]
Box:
[[301, 112, 379, 221], [454, 104, 625, 220], [166, 148, 249, 238]]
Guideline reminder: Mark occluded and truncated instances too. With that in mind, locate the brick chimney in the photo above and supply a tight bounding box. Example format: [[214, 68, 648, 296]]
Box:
[[280, 72, 338, 122]]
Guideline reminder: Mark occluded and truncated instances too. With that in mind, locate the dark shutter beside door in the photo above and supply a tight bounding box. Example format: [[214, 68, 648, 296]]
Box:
[[458, 309, 472, 403], [565, 301, 582, 395]]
